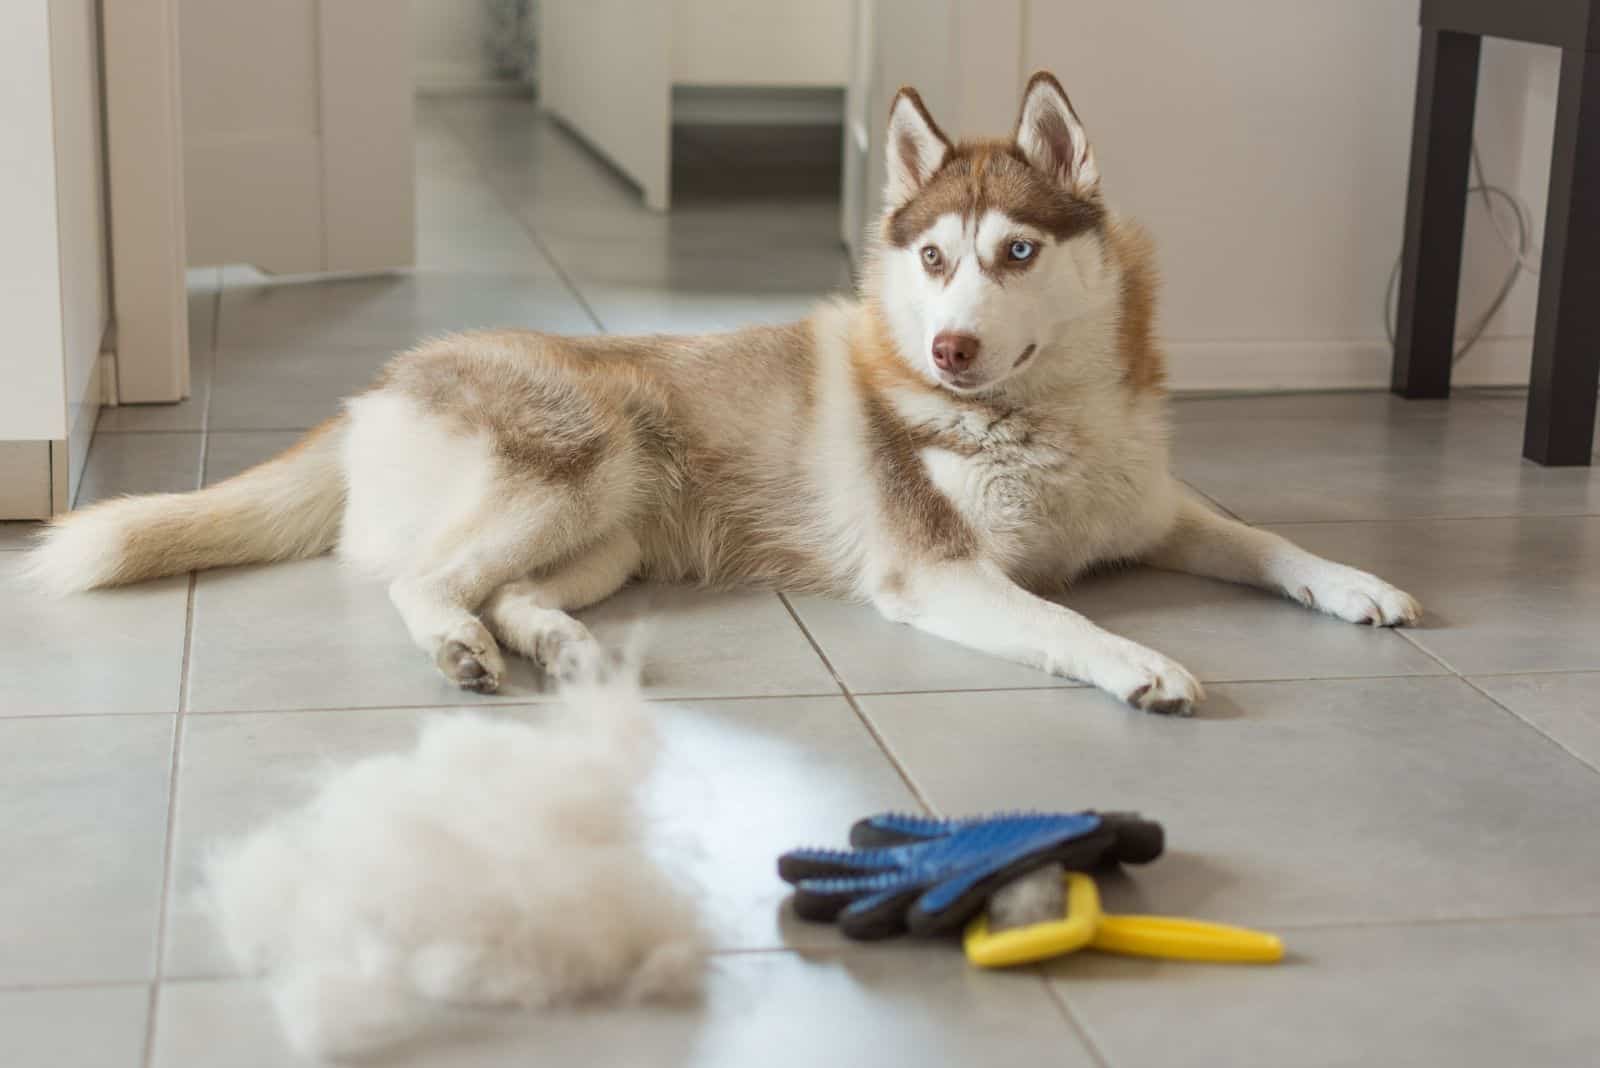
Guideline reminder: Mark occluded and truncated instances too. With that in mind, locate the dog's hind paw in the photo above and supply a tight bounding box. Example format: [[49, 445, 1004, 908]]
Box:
[[436, 620, 505, 693], [534, 618, 604, 683]]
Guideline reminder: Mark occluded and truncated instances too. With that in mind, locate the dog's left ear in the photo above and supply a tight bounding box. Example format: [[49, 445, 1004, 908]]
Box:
[[1014, 72, 1099, 197]]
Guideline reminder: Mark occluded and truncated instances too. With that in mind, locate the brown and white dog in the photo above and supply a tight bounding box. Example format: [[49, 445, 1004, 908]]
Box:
[[27, 73, 1419, 714]]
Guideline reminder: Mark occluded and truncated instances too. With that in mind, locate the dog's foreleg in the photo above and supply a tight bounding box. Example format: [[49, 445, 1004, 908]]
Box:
[[1145, 491, 1420, 626], [879, 560, 1204, 714]]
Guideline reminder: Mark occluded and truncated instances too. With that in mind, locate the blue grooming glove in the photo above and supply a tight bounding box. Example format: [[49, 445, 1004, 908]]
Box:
[[778, 810, 1164, 940]]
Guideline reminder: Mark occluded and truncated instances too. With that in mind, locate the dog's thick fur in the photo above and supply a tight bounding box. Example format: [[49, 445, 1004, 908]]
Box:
[[205, 681, 705, 1060], [27, 73, 1419, 714]]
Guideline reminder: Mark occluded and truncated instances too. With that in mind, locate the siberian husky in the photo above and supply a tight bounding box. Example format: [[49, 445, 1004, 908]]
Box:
[[28, 73, 1419, 714]]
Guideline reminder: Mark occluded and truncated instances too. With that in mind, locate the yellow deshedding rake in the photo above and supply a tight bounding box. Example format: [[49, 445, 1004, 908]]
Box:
[[964, 871, 1285, 968]]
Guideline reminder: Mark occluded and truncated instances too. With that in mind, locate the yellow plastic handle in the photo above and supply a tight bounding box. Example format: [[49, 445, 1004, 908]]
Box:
[[1090, 915, 1285, 963]]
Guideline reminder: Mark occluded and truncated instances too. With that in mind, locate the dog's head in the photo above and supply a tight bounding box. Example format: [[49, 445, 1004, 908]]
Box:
[[873, 73, 1112, 394]]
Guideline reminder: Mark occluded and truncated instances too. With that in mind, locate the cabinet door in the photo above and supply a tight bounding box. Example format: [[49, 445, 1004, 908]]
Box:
[[180, 0, 415, 274]]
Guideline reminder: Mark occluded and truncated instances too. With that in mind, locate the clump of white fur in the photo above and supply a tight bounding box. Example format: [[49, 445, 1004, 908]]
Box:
[[203, 679, 706, 1062]]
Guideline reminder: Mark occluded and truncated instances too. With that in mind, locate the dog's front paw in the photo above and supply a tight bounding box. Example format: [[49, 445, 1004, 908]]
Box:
[[1068, 636, 1205, 716], [1292, 566, 1421, 627]]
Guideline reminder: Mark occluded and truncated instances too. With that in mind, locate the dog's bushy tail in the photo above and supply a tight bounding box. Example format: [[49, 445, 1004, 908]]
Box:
[[24, 416, 348, 594]]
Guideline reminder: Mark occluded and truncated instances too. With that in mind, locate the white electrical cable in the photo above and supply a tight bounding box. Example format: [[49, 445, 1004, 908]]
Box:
[[1384, 142, 1540, 365]]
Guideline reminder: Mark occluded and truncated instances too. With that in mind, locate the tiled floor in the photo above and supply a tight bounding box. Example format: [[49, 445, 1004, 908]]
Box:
[[4, 96, 1600, 1067]]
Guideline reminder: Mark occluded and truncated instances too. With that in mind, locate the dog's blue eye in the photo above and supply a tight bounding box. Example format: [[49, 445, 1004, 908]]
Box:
[[1009, 240, 1036, 262]]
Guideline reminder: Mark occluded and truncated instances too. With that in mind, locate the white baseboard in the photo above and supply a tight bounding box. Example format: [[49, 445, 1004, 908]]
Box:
[[1165, 336, 1532, 393]]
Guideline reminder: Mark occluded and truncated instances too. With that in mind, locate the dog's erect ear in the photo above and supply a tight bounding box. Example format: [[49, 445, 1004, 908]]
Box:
[[1014, 72, 1099, 197], [885, 88, 951, 205]]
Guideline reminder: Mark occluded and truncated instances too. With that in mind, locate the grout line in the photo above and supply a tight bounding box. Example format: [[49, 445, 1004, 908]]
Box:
[[1458, 674, 1600, 778], [847, 669, 1459, 698], [777, 593, 937, 815], [1471, 667, 1600, 680], [1263, 512, 1600, 527], [0, 691, 850, 723], [1181, 480, 1243, 521], [1039, 974, 1114, 1068], [1262, 909, 1600, 933], [0, 979, 154, 994], [140, 432, 208, 1068], [511, 221, 606, 333], [431, 111, 607, 333], [15, 909, 1600, 996], [140, 592, 188, 1068], [2, 670, 1496, 723], [1393, 628, 1464, 677]]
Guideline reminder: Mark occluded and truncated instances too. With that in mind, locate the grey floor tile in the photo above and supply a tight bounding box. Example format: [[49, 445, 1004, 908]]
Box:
[[414, 172, 557, 276], [859, 677, 1600, 926], [543, 230, 850, 291], [164, 696, 914, 975], [578, 585, 839, 699], [789, 562, 1442, 695], [1052, 917, 1600, 1068], [1275, 516, 1600, 675], [216, 272, 596, 349], [202, 432, 302, 485], [207, 345, 392, 431], [643, 697, 917, 949], [546, 226, 849, 335], [0, 714, 172, 984], [575, 285, 832, 336], [152, 948, 1092, 1068], [0, 984, 150, 1068], [1058, 564, 1443, 684], [786, 593, 1076, 694], [186, 558, 550, 713], [188, 564, 835, 712], [414, 110, 485, 181], [163, 707, 441, 978], [95, 348, 212, 433], [0, 557, 189, 717], [1174, 391, 1600, 522], [0, 521, 40, 550], [1472, 671, 1600, 772], [75, 432, 204, 507], [95, 281, 215, 432]]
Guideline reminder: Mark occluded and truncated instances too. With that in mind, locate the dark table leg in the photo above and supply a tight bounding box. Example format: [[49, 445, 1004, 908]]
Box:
[[1524, 47, 1600, 466], [1392, 29, 1481, 399]]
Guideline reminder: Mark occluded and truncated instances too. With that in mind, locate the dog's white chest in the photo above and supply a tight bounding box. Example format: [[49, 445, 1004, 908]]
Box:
[[918, 404, 1175, 582]]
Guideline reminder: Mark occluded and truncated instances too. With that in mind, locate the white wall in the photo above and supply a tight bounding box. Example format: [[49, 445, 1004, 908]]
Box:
[[859, 0, 1558, 390], [672, 0, 851, 86]]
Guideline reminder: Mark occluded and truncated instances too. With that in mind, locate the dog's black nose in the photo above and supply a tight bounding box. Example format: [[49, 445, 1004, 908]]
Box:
[[932, 332, 980, 373]]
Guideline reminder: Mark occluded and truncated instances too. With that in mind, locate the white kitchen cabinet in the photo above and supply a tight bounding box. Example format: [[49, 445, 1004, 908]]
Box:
[[180, 0, 417, 275], [0, 0, 112, 517]]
